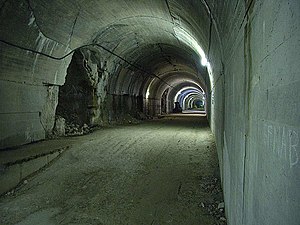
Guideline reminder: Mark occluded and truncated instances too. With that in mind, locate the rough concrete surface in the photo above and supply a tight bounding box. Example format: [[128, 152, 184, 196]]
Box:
[[0, 115, 225, 225], [1, 0, 299, 224]]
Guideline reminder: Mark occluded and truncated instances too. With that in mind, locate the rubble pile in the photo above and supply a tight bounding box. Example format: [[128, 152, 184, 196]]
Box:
[[65, 122, 91, 136], [199, 176, 220, 194], [52, 116, 91, 137], [199, 176, 227, 225], [113, 113, 140, 125]]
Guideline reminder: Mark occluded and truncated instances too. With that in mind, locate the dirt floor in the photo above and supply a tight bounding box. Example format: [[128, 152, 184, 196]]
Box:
[[0, 114, 226, 225]]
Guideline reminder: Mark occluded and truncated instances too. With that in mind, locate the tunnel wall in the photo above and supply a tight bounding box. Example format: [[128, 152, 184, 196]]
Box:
[[209, 1, 300, 224], [0, 1, 299, 224], [0, 7, 72, 148], [0, 2, 143, 149]]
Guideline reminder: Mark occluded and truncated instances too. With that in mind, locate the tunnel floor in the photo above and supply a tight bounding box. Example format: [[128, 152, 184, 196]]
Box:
[[0, 115, 225, 225]]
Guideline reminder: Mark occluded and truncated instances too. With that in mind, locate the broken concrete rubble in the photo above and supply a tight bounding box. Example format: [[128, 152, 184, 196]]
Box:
[[199, 176, 227, 224]]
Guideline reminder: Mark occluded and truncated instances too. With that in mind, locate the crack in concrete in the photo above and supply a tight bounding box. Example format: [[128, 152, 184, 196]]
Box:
[[164, 0, 173, 22], [241, 1, 255, 223], [110, 41, 122, 53], [67, 11, 80, 47], [38, 111, 47, 133], [157, 44, 175, 67], [25, 0, 67, 48], [3, 147, 67, 167], [233, 0, 240, 13], [177, 181, 182, 195], [207, 17, 213, 60], [239, 0, 255, 30], [164, 0, 181, 45], [26, 0, 53, 43], [200, 0, 224, 57], [259, 35, 293, 64]]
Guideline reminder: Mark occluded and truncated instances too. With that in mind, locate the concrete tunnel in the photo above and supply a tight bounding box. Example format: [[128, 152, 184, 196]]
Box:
[[0, 0, 299, 225]]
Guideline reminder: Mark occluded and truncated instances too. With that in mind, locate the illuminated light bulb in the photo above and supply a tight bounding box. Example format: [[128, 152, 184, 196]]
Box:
[[174, 27, 208, 67], [201, 57, 208, 67], [146, 89, 150, 99]]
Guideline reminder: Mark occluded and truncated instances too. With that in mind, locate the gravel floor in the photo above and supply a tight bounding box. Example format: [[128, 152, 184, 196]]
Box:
[[0, 114, 226, 225]]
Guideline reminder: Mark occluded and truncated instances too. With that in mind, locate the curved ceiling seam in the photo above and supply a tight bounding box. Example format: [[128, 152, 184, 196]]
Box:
[[94, 15, 174, 38], [149, 75, 202, 90], [92, 4, 211, 74], [167, 82, 203, 104], [186, 96, 203, 109], [118, 48, 209, 97], [181, 92, 204, 108], [127, 49, 203, 75], [105, 32, 179, 61], [175, 88, 204, 103], [184, 93, 204, 103], [1, 14, 194, 91], [0, 38, 175, 88], [150, 78, 205, 102], [4, 1, 212, 97], [149, 70, 206, 91], [176, 86, 204, 95], [92, 17, 175, 47], [128, 50, 197, 71], [152, 68, 199, 78]]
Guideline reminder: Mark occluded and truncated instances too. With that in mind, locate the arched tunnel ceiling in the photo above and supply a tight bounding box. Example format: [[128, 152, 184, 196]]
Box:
[[146, 71, 206, 100], [1, 0, 212, 98], [167, 81, 204, 105], [27, 0, 211, 50], [110, 43, 207, 96]]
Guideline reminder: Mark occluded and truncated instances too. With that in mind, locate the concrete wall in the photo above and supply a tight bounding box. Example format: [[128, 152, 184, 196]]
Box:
[[209, 0, 300, 224], [0, 33, 71, 149], [0, 1, 299, 224], [0, 0, 209, 148], [0, 0, 75, 149]]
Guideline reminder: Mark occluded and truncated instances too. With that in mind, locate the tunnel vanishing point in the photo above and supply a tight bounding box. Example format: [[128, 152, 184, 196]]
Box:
[[0, 0, 299, 225]]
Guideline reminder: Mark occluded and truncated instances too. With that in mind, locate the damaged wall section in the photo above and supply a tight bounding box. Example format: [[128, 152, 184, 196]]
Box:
[[54, 48, 145, 137]]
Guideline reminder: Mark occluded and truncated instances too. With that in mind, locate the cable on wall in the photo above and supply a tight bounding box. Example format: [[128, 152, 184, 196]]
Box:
[[0, 39, 173, 88]]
